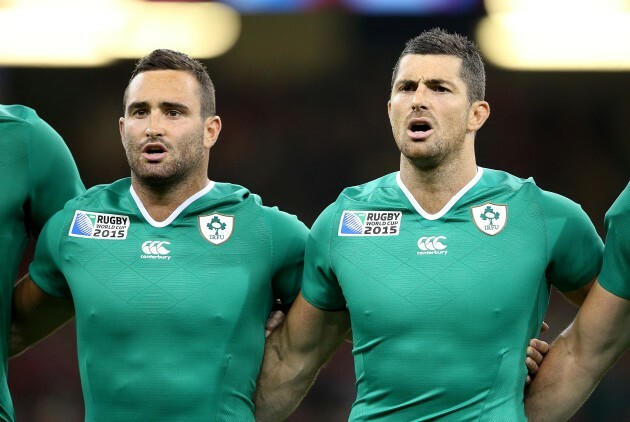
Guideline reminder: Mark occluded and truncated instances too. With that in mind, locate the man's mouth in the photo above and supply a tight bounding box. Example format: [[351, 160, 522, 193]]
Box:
[[145, 146, 165, 154], [407, 118, 433, 139], [142, 143, 167, 161], [410, 122, 432, 133]]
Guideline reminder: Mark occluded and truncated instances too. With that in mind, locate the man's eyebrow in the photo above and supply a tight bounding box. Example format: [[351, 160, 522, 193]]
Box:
[[160, 101, 190, 112], [425, 78, 455, 87], [393, 79, 418, 89], [126, 101, 191, 113], [126, 101, 148, 113], [395, 78, 455, 86]]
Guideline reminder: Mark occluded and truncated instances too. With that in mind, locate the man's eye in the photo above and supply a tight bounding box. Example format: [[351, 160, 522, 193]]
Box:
[[167, 110, 181, 117], [434, 86, 449, 93], [133, 110, 147, 116]]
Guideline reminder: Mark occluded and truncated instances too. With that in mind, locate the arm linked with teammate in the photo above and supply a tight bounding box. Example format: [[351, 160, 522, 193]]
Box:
[[525, 280, 630, 421], [10, 274, 75, 358], [255, 293, 351, 421]]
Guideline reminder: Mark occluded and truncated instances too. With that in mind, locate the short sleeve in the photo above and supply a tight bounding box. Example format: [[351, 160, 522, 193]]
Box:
[[301, 203, 347, 311], [27, 110, 85, 237], [543, 191, 604, 292], [599, 183, 630, 299], [28, 209, 72, 298], [264, 207, 309, 306]]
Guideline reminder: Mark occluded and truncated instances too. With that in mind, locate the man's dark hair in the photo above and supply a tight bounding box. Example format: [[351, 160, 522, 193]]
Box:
[[123, 49, 216, 117], [391, 28, 486, 102]]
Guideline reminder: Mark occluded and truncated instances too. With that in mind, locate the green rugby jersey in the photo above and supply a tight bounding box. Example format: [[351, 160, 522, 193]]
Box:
[[302, 168, 603, 421], [0, 105, 84, 422], [599, 182, 630, 299], [29, 178, 308, 421]]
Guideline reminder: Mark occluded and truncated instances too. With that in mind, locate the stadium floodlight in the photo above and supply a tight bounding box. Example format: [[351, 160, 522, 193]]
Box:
[[477, 0, 630, 70], [484, 0, 628, 14], [0, 0, 241, 67]]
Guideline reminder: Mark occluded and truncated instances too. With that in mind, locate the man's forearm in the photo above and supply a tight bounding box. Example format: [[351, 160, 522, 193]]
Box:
[[525, 331, 600, 422], [255, 328, 322, 421], [526, 285, 630, 422]]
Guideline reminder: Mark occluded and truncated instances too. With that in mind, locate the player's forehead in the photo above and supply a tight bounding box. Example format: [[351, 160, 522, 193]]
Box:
[[126, 70, 201, 109], [394, 54, 464, 85]]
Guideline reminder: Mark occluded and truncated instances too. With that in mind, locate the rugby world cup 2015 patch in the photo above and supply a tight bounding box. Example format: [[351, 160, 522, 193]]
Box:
[[69, 211, 130, 239], [338, 211, 401, 236]]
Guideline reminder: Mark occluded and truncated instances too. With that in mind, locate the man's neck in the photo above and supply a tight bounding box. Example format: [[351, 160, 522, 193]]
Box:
[[131, 175, 210, 223], [399, 157, 478, 215]]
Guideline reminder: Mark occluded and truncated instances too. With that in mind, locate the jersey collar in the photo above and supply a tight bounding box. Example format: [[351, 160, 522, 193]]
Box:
[[130, 181, 216, 228], [396, 167, 484, 221]]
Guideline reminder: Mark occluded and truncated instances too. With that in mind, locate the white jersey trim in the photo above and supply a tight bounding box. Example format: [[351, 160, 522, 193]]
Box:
[[130, 181, 215, 228], [396, 167, 483, 221]]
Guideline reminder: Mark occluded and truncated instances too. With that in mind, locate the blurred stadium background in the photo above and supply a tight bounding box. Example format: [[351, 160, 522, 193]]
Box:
[[2, 0, 628, 420]]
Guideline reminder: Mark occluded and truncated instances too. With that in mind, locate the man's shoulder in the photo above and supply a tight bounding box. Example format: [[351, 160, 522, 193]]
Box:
[[336, 172, 399, 204], [0, 104, 41, 146], [0, 104, 36, 123], [65, 178, 131, 211], [481, 168, 578, 208], [211, 181, 257, 205], [607, 182, 630, 217], [310, 173, 400, 233]]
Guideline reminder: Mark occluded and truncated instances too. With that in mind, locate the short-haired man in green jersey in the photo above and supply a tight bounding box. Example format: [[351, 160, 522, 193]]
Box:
[[0, 105, 84, 422], [525, 182, 630, 421], [255, 28, 603, 421], [11, 50, 308, 421]]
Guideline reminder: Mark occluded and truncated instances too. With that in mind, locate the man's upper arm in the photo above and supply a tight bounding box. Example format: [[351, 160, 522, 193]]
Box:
[[266, 206, 309, 306], [27, 111, 84, 235], [284, 293, 351, 360], [561, 276, 596, 307], [572, 280, 630, 363], [542, 191, 603, 295], [11, 274, 74, 357]]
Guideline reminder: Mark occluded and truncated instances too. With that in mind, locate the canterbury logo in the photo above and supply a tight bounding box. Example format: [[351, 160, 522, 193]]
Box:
[[417, 236, 447, 255], [141, 240, 171, 255]]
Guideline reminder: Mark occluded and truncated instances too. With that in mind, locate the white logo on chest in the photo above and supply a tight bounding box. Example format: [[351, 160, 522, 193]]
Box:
[[140, 240, 172, 260], [417, 236, 448, 255]]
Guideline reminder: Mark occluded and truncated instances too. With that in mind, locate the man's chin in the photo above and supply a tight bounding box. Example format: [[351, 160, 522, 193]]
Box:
[[132, 169, 182, 188]]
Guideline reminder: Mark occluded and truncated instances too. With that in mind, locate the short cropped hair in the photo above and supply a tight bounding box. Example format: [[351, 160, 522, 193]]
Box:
[[391, 28, 486, 102], [123, 49, 216, 117]]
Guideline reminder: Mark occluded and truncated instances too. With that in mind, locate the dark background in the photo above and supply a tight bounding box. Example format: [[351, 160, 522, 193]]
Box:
[[3, 7, 629, 422]]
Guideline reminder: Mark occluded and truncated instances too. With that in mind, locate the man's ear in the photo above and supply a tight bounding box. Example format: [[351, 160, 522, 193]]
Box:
[[468, 100, 490, 132], [204, 115, 222, 149]]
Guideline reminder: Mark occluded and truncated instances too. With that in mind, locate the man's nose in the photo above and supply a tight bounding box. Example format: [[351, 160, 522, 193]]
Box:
[[411, 87, 428, 111], [145, 115, 164, 138]]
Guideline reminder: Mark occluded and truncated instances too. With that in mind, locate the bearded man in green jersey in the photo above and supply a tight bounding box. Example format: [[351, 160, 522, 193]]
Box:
[[10, 49, 308, 421], [525, 182, 630, 421], [255, 28, 603, 421], [0, 105, 84, 422]]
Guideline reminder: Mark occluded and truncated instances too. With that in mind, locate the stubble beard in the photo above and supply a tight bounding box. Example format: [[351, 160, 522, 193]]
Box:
[[124, 133, 205, 190], [398, 124, 468, 172]]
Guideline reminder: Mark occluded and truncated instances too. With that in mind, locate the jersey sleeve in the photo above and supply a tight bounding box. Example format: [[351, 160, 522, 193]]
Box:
[[598, 183, 630, 299], [301, 203, 347, 311], [28, 209, 72, 298], [264, 206, 309, 306], [27, 110, 85, 237], [543, 191, 604, 292]]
